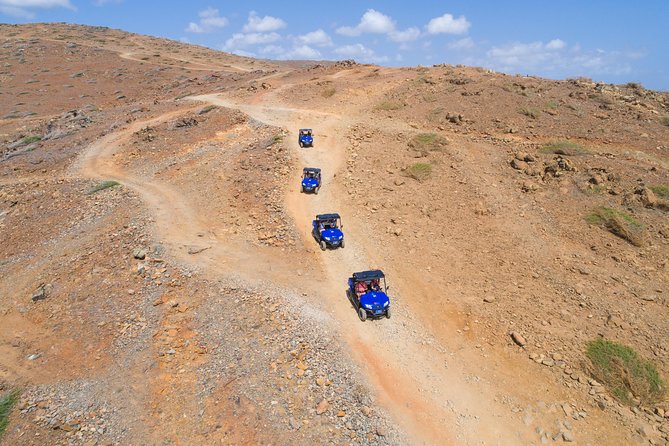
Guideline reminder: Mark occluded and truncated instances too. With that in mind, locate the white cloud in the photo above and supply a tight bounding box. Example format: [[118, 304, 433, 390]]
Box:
[[0, 0, 73, 18], [546, 39, 566, 50], [482, 38, 639, 77], [296, 29, 332, 47], [389, 27, 420, 43], [186, 7, 228, 34], [334, 43, 388, 63], [243, 11, 286, 33], [259, 45, 285, 55], [448, 37, 475, 51], [487, 40, 566, 69], [258, 44, 321, 60], [337, 9, 395, 36], [223, 32, 281, 51], [282, 45, 321, 60], [426, 13, 471, 35]]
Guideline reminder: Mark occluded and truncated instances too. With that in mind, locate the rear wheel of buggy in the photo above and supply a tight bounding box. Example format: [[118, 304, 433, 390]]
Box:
[[386, 307, 391, 319], [358, 308, 367, 322], [320, 240, 327, 251]]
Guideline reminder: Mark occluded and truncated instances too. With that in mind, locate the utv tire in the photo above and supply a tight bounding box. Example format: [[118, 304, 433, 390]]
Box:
[[358, 308, 367, 322], [299, 141, 304, 148], [301, 186, 305, 193], [386, 307, 391, 319], [320, 240, 327, 251], [314, 186, 319, 195], [340, 239, 345, 248]]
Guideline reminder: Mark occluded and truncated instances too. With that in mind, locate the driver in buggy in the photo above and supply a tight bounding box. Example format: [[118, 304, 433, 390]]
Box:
[[370, 279, 380, 291], [355, 281, 368, 298]]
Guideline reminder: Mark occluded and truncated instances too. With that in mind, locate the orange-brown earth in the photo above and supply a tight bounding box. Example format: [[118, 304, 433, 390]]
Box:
[[1, 23, 668, 446]]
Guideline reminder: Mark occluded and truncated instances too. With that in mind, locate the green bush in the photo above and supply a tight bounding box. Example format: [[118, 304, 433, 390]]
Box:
[[0, 389, 20, 437], [540, 140, 590, 156], [587, 338, 664, 405], [374, 101, 404, 111], [20, 135, 42, 145], [585, 207, 644, 246], [520, 107, 540, 119], [409, 133, 448, 152], [650, 185, 669, 198], [405, 163, 432, 182], [660, 116, 669, 127], [87, 180, 120, 195]]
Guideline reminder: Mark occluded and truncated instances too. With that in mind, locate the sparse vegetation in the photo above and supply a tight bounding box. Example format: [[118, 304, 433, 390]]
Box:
[[546, 100, 559, 109], [587, 338, 664, 405], [198, 104, 217, 114], [624, 82, 643, 90], [520, 107, 540, 119], [405, 162, 432, 182], [19, 135, 42, 145], [585, 207, 645, 246], [272, 134, 284, 144], [321, 87, 336, 98], [409, 133, 448, 152], [374, 101, 404, 111], [87, 180, 120, 195], [540, 140, 590, 156], [174, 92, 194, 100], [0, 389, 20, 437], [584, 185, 606, 195], [650, 185, 669, 198], [660, 115, 669, 127]]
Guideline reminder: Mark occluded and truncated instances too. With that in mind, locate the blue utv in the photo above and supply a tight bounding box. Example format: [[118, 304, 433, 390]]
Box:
[[301, 167, 321, 194], [347, 270, 391, 321], [298, 128, 313, 148], [312, 213, 344, 251]]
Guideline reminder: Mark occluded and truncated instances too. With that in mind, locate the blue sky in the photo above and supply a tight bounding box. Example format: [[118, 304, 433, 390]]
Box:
[[1, 1, 668, 90]]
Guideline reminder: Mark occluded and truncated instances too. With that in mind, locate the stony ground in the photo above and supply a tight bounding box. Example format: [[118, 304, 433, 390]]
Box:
[[1, 23, 668, 446]]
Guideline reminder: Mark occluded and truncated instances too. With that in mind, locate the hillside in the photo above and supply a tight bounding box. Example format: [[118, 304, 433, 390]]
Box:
[[1, 23, 668, 446]]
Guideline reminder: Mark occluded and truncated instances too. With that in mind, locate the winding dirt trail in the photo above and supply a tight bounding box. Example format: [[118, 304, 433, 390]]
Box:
[[189, 90, 540, 445], [74, 81, 544, 444]]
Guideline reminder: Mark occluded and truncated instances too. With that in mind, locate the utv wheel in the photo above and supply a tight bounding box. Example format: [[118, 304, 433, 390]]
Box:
[[340, 239, 345, 248], [320, 240, 327, 251], [299, 142, 304, 148], [358, 308, 367, 322], [301, 186, 305, 193], [314, 186, 319, 195], [386, 307, 391, 319]]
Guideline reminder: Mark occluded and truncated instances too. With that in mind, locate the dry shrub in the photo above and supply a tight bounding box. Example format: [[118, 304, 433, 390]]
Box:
[[587, 338, 665, 405]]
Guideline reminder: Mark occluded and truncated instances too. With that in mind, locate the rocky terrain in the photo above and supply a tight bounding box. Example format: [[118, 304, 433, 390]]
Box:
[[1, 23, 668, 446]]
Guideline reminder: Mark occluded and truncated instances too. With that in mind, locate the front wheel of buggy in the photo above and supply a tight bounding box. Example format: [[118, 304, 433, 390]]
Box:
[[299, 142, 304, 148], [320, 240, 327, 251], [386, 307, 391, 319], [314, 186, 319, 195], [358, 308, 367, 322], [340, 239, 345, 248]]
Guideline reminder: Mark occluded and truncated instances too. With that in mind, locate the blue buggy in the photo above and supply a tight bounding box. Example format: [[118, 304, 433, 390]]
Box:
[[347, 270, 391, 321], [301, 167, 321, 194], [298, 128, 313, 148], [312, 213, 344, 251]]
